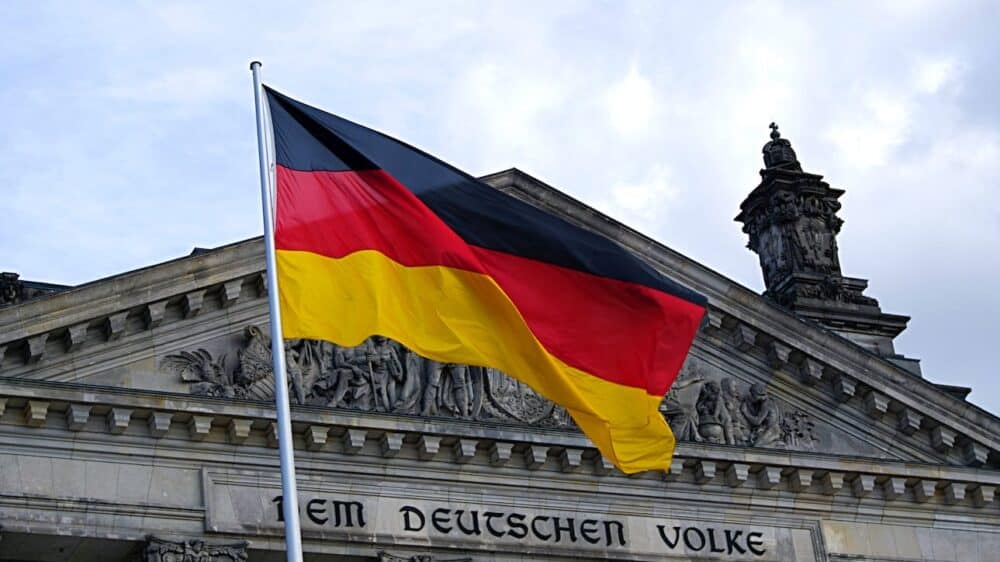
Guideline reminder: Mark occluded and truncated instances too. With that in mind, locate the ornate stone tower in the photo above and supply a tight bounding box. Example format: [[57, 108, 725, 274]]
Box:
[[736, 124, 916, 370]]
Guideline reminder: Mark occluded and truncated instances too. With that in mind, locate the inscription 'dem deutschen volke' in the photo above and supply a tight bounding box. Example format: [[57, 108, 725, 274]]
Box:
[[272, 495, 768, 558]]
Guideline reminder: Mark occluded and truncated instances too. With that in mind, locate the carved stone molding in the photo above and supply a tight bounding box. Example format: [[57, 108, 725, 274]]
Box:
[[139, 535, 247, 562], [377, 551, 472, 562], [3, 378, 999, 510]]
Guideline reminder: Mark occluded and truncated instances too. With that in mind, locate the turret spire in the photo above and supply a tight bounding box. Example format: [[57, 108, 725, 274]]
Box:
[[735, 124, 915, 370]]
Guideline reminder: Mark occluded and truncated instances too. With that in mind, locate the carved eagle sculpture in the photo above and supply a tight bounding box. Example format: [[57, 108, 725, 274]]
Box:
[[234, 325, 277, 401], [160, 349, 231, 398]]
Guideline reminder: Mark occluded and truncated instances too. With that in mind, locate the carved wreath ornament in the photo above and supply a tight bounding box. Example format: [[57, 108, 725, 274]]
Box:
[[161, 326, 816, 449]]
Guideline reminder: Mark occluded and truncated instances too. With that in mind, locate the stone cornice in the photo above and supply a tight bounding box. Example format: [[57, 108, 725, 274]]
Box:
[[0, 238, 263, 348], [0, 240, 265, 373], [0, 377, 997, 516]]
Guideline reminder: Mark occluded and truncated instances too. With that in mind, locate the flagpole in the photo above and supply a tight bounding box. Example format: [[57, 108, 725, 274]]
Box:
[[250, 60, 305, 562]]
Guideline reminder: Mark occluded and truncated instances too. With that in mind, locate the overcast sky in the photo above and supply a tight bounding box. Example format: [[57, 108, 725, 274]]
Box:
[[2, 1, 998, 413]]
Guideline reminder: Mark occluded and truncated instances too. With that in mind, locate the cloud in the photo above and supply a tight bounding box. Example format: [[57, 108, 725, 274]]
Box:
[[102, 66, 238, 105], [606, 63, 656, 137], [914, 57, 957, 94], [826, 92, 911, 168], [595, 164, 678, 235]]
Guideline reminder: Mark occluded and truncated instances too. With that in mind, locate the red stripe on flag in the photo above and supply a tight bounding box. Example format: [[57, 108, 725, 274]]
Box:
[[471, 246, 703, 396], [274, 166, 702, 393]]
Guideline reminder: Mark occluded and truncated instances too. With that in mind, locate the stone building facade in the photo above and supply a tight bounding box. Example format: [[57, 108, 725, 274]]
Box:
[[1, 129, 999, 561]]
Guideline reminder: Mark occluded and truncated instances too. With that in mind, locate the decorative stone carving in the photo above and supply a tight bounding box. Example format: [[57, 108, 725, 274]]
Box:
[[737, 122, 848, 293], [161, 349, 235, 398], [660, 359, 818, 450], [0, 271, 68, 308], [479, 367, 571, 427], [140, 535, 247, 562], [736, 125, 910, 357], [762, 122, 800, 170], [164, 326, 571, 428], [165, 327, 825, 451]]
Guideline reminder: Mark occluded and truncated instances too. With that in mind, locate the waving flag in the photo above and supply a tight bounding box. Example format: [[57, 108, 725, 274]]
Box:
[[265, 86, 706, 473]]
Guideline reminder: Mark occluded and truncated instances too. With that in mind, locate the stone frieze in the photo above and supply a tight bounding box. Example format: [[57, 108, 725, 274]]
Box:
[[160, 326, 573, 429], [161, 326, 816, 450]]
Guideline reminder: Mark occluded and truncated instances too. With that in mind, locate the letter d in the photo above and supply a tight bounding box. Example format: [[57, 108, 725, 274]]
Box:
[[400, 505, 426, 532]]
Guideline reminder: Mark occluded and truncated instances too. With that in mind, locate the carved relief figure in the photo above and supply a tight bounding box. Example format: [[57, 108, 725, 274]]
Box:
[[392, 346, 423, 413], [421, 360, 445, 416], [363, 336, 404, 412], [307, 345, 355, 407], [660, 365, 704, 442], [286, 339, 340, 405], [344, 345, 374, 410], [423, 362, 483, 419], [741, 383, 782, 447], [283, 340, 307, 405], [442, 363, 471, 417], [695, 381, 726, 444], [719, 378, 747, 444]]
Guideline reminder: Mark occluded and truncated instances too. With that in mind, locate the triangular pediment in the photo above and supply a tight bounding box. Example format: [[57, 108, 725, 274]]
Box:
[[1, 169, 997, 471]]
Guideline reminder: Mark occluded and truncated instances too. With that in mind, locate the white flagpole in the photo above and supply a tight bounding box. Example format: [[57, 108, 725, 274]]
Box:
[[250, 60, 305, 562]]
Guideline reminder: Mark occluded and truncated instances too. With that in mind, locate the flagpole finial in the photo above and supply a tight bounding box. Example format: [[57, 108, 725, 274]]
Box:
[[250, 60, 262, 70]]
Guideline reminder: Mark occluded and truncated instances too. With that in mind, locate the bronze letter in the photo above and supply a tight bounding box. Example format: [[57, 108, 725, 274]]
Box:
[[657, 525, 681, 549], [331, 501, 365, 528], [400, 506, 425, 532], [431, 508, 453, 534], [708, 528, 725, 553], [531, 516, 552, 541], [455, 510, 482, 536], [306, 498, 328, 525], [747, 531, 766, 556], [483, 511, 506, 538], [683, 527, 706, 551], [724, 529, 746, 555], [552, 517, 577, 543], [580, 519, 601, 544], [272, 495, 284, 523], [506, 513, 528, 539], [604, 520, 626, 547]]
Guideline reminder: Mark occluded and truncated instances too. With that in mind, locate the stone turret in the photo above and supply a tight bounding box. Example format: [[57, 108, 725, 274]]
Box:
[[736, 124, 917, 372]]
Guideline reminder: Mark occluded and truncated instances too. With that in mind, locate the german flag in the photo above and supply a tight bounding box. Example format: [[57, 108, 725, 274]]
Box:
[[265, 87, 706, 473]]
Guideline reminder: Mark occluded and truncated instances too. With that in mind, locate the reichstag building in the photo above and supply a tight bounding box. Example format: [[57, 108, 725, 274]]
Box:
[[1, 129, 997, 561]]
